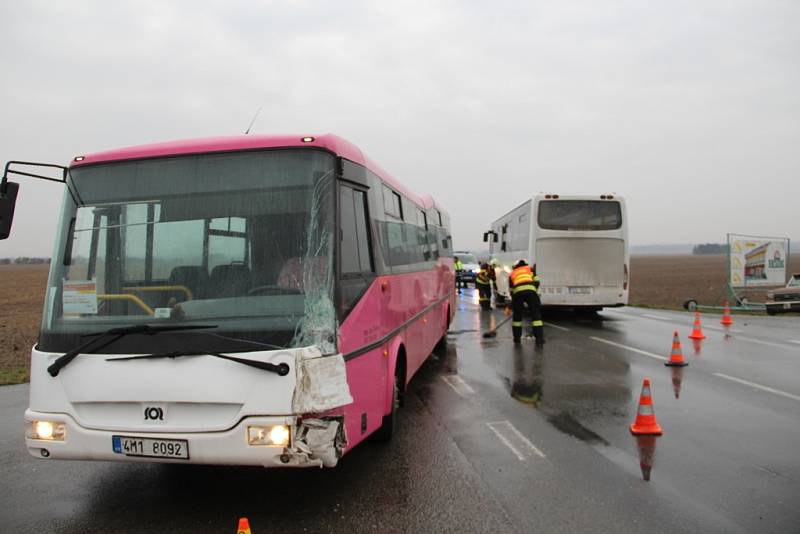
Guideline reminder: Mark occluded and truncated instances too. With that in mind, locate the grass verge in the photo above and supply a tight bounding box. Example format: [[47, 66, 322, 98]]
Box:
[[0, 367, 30, 386]]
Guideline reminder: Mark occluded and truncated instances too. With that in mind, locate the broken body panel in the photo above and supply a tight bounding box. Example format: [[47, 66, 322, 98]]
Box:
[[22, 134, 455, 467]]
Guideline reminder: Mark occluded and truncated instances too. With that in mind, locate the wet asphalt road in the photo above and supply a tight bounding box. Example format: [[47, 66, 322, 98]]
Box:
[[2, 289, 799, 533]]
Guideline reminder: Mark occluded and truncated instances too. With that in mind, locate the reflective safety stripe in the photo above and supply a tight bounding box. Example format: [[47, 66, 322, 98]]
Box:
[[512, 321, 523, 327], [512, 284, 537, 294], [642, 386, 652, 397], [638, 404, 654, 416], [532, 320, 543, 327]]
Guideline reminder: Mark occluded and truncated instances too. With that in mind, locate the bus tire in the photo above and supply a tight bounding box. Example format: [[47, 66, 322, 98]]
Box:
[[372, 370, 400, 442]]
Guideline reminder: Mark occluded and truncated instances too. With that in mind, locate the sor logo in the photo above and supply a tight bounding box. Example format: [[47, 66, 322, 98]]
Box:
[[144, 406, 164, 421]]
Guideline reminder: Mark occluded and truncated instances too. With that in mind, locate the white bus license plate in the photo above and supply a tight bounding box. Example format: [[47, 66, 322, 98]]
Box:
[[112, 435, 189, 459], [569, 287, 593, 295]]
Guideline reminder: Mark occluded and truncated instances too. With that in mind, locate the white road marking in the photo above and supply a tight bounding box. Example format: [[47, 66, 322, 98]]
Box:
[[733, 335, 798, 350], [441, 375, 475, 397], [643, 314, 670, 321], [544, 322, 570, 331], [702, 324, 743, 334], [589, 337, 668, 361], [713, 373, 800, 403], [486, 421, 546, 460], [788, 340, 800, 345]]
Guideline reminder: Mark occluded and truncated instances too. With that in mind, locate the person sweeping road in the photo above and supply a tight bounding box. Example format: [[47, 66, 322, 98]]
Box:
[[509, 259, 544, 346]]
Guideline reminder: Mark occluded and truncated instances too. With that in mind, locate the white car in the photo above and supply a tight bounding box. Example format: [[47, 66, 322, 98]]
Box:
[[766, 273, 800, 315]]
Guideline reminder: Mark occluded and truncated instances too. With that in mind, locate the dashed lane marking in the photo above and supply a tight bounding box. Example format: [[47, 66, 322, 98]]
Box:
[[733, 335, 799, 350], [544, 322, 570, 331], [713, 373, 800, 403], [441, 375, 475, 397], [486, 420, 546, 461], [589, 336, 668, 361], [788, 340, 800, 345], [702, 324, 743, 333], [643, 314, 670, 321]]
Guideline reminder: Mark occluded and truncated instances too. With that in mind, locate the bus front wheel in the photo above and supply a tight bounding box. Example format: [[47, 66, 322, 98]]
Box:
[[372, 369, 401, 442]]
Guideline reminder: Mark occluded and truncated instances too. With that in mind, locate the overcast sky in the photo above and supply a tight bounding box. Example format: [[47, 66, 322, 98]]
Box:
[[1, 0, 798, 257]]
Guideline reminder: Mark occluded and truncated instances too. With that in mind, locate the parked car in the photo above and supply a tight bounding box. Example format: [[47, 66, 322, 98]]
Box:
[[454, 251, 480, 287], [765, 273, 800, 315]]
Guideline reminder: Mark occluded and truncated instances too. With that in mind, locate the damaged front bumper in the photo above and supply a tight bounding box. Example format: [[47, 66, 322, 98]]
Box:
[[25, 411, 346, 468]]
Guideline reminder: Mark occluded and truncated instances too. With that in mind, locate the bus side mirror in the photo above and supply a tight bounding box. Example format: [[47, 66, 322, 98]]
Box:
[[0, 181, 20, 240], [493, 233, 498, 243], [483, 232, 488, 242]]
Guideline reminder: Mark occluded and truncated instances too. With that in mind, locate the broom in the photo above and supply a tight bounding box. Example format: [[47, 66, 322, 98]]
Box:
[[482, 308, 513, 338]]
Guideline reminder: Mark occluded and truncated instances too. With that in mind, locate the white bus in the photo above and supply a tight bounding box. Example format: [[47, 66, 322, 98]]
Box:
[[485, 194, 629, 312]]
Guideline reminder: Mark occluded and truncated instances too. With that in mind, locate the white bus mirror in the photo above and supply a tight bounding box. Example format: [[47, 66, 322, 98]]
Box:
[[0, 181, 19, 240]]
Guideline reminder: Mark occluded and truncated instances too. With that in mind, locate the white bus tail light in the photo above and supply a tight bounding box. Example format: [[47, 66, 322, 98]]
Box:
[[27, 420, 67, 441], [623, 264, 629, 290], [247, 425, 291, 447]]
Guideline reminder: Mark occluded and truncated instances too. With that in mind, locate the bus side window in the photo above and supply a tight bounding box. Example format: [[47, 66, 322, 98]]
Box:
[[340, 186, 373, 275]]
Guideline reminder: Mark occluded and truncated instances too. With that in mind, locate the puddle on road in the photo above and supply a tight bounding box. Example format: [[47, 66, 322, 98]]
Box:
[[545, 411, 609, 445]]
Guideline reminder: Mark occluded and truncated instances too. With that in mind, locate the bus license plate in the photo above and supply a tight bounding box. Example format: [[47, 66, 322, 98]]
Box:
[[569, 287, 593, 295], [112, 435, 189, 459]]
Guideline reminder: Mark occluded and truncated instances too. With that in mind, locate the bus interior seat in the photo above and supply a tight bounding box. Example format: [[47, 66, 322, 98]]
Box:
[[277, 257, 330, 292], [209, 264, 252, 298], [168, 265, 210, 300]]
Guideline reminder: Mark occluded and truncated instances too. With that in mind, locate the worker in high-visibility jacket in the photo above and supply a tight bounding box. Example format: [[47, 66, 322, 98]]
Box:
[[509, 259, 545, 345], [454, 256, 465, 294], [476, 263, 493, 310]]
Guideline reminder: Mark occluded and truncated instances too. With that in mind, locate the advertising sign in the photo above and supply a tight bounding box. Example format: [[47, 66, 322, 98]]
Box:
[[729, 235, 788, 287]]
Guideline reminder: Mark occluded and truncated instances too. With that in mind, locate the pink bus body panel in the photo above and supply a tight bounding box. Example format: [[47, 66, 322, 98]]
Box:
[[338, 264, 454, 451]]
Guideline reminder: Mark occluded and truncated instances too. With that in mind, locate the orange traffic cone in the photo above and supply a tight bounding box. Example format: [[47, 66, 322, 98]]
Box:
[[721, 302, 733, 326], [665, 331, 689, 367], [630, 378, 663, 435], [237, 517, 252, 534], [688, 311, 706, 340]]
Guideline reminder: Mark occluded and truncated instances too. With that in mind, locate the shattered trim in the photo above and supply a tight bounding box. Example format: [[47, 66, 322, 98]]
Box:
[[342, 294, 450, 362]]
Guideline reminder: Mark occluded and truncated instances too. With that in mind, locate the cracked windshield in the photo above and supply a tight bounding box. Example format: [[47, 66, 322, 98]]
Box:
[[41, 150, 336, 353]]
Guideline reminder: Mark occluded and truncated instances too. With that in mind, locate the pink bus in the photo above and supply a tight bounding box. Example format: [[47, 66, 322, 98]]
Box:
[[1, 134, 455, 467]]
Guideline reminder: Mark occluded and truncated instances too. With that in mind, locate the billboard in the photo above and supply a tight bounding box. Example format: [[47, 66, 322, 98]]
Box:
[[729, 235, 788, 287]]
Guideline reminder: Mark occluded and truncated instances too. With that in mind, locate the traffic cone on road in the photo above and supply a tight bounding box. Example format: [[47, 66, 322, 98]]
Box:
[[237, 517, 252, 534], [688, 311, 707, 340], [630, 378, 663, 435], [665, 331, 689, 367], [721, 302, 733, 326]]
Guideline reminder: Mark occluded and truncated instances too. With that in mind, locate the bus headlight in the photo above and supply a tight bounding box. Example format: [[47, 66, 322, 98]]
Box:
[[247, 425, 290, 447], [27, 420, 67, 441]]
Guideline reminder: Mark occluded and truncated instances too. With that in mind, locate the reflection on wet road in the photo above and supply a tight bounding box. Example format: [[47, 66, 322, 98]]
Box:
[[415, 290, 800, 532]]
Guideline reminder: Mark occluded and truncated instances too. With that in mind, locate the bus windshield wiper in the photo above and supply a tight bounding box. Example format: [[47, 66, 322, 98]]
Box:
[[47, 324, 217, 377], [106, 350, 291, 376]]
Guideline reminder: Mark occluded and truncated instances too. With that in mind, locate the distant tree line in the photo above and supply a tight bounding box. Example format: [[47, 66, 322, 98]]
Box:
[[0, 257, 51, 265], [692, 243, 728, 255]]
